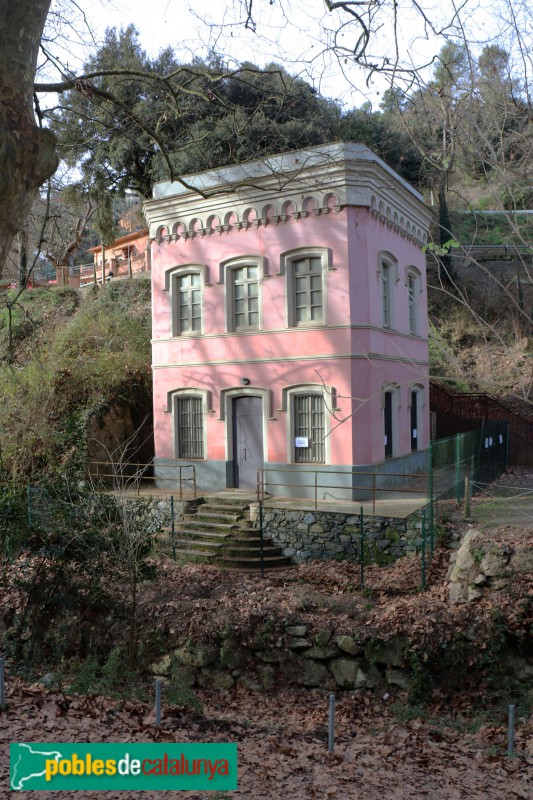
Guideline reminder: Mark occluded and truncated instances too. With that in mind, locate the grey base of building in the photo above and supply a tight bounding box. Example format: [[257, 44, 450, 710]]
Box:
[[153, 450, 428, 501]]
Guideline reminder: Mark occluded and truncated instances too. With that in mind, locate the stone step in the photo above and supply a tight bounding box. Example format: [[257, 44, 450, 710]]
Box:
[[162, 528, 233, 540], [195, 510, 244, 523], [173, 538, 226, 551], [199, 503, 249, 517], [219, 546, 286, 558], [181, 520, 237, 532], [217, 555, 293, 569], [170, 549, 217, 562]]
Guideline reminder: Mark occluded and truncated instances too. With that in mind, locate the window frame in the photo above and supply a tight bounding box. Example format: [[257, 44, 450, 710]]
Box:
[[166, 265, 206, 337], [378, 252, 397, 330], [407, 267, 421, 336], [293, 392, 326, 464], [170, 388, 208, 461], [280, 247, 330, 329], [382, 383, 399, 459], [220, 256, 265, 333], [409, 384, 424, 453], [282, 383, 332, 465]]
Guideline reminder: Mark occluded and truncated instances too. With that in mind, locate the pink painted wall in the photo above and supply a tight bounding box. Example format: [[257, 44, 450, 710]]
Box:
[[151, 206, 429, 468]]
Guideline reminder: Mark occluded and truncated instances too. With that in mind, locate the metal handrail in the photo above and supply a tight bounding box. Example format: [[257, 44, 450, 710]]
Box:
[[88, 460, 196, 498], [257, 467, 428, 512]]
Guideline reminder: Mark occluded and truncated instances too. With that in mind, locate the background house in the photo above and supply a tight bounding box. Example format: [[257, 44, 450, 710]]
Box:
[[144, 143, 432, 499]]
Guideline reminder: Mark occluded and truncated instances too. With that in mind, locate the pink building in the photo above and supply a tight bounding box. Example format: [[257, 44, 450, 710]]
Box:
[[143, 143, 433, 499]]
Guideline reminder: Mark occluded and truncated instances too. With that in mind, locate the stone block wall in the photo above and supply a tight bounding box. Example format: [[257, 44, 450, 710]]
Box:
[[261, 508, 427, 564], [151, 625, 410, 693]]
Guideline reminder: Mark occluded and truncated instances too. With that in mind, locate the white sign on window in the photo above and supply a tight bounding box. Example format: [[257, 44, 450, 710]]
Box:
[[412, 429, 417, 438], [489, 437, 493, 446], [384, 435, 388, 445], [499, 435, 503, 444], [484, 438, 489, 448], [295, 437, 308, 448]]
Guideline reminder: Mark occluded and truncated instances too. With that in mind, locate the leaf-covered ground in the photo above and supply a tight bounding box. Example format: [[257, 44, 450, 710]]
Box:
[[1, 677, 532, 799], [2, 478, 532, 798]]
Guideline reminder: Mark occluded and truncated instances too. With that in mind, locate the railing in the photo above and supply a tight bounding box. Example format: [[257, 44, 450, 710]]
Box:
[[431, 380, 533, 465], [65, 253, 150, 288], [256, 467, 428, 513], [88, 461, 196, 499]]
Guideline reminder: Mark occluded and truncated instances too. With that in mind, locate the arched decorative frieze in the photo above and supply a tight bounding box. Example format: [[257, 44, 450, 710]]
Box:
[[242, 207, 257, 228], [170, 221, 186, 241], [280, 200, 296, 222], [324, 193, 340, 212], [188, 217, 203, 237], [220, 211, 234, 232], [147, 191, 429, 246], [154, 225, 169, 244], [302, 197, 317, 217], [206, 214, 221, 233], [262, 204, 277, 223]]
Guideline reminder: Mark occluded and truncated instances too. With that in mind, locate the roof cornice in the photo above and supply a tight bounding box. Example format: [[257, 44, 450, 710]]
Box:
[[143, 142, 432, 247]]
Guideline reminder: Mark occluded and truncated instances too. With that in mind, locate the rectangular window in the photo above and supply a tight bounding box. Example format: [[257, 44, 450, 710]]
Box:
[[233, 265, 259, 330], [176, 396, 203, 459], [294, 393, 325, 463], [408, 273, 417, 335], [293, 256, 323, 325], [176, 273, 201, 334], [381, 263, 391, 328]]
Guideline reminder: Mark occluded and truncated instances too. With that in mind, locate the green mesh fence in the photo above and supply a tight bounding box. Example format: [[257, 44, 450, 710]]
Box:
[[429, 420, 508, 514]]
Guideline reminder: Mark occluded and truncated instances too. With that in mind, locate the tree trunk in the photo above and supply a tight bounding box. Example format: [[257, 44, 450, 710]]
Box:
[[18, 227, 28, 289], [0, 0, 58, 272]]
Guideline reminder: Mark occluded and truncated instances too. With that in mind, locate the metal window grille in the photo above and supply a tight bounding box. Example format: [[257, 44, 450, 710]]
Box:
[[176, 396, 203, 459], [293, 257, 323, 325], [381, 263, 390, 327], [176, 273, 201, 333], [233, 266, 259, 329], [294, 393, 325, 463]]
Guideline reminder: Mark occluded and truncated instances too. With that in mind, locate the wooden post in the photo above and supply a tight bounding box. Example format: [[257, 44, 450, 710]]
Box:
[[101, 244, 106, 286]]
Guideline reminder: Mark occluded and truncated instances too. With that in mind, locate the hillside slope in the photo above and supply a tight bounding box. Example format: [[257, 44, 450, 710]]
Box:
[[0, 280, 152, 480]]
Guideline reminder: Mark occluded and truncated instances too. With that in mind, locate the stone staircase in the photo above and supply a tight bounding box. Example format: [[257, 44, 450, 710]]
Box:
[[166, 494, 293, 572]]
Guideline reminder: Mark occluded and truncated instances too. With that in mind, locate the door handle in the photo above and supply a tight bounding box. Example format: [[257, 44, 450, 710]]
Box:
[[242, 448, 247, 461]]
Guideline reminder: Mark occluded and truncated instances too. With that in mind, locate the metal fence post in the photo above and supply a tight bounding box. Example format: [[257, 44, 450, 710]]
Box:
[[421, 509, 426, 590], [328, 694, 336, 753], [170, 495, 176, 561], [428, 441, 434, 539], [455, 433, 461, 503], [259, 500, 265, 578], [507, 704, 515, 757], [155, 678, 162, 725], [464, 477, 471, 519], [359, 506, 365, 589]]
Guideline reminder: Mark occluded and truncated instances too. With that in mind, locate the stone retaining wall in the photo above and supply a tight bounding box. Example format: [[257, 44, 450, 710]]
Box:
[[139, 496, 428, 567], [262, 508, 426, 564], [151, 625, 410, 692]]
